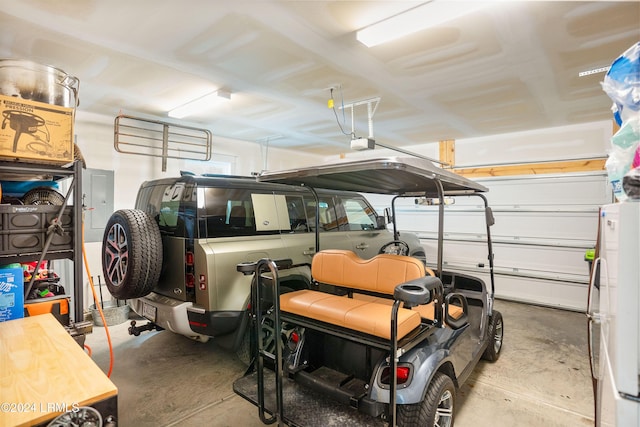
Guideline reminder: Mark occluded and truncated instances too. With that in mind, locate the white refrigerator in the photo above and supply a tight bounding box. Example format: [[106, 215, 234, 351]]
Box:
[[589, 201, 640, 426]]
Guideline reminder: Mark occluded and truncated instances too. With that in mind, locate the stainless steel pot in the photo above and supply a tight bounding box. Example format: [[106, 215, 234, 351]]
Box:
[[0, 59, 79, 108]]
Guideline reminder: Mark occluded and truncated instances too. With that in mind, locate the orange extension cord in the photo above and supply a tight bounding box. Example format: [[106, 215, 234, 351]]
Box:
[[81, 218, 114, 378]]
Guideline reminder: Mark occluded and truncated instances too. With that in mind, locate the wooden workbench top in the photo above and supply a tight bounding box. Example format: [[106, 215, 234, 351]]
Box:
[[0, 314, 117, 426]]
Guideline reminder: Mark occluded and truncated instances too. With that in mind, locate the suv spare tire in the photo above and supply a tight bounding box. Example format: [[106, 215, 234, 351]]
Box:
[[102, 209, 162, 299]]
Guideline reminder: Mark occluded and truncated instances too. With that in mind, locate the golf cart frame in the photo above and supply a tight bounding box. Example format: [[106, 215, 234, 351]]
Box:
[[234, 157, 500, 426]]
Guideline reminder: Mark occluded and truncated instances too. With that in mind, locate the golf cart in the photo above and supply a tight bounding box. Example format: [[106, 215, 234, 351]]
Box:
[[233, 157, 503, 426]]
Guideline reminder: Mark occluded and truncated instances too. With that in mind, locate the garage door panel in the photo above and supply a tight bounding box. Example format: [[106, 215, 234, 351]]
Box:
[[422, 239, 590, 280], [446, 269, 587, 311], [398, 209, 598, 242], [494, 274, 587, 311], [488, 210, 598, 242], [477, 173, 611, 207], [374, 173, 610, 207]]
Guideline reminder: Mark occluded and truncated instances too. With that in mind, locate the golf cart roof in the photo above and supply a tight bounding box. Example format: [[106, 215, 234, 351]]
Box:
[[257, 157, 488, 196]]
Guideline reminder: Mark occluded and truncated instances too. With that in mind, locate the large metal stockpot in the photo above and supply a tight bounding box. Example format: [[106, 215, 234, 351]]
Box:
[[0, 59, 79, 108]]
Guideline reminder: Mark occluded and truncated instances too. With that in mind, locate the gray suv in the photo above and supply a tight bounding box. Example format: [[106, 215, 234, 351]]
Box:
[[101, 173, 424, 353]]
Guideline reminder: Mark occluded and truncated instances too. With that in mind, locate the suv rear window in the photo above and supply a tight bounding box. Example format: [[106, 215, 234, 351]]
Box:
[[135, 181, 195, 238]]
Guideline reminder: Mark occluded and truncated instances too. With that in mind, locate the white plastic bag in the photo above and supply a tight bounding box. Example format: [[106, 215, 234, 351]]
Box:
[[611, 117, 640, 150], [602, 42, 640, 124], [605, 145, 636, 201]]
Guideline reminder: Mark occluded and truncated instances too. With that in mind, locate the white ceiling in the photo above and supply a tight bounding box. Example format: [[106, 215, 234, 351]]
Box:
[[0, 1, 638, 156]]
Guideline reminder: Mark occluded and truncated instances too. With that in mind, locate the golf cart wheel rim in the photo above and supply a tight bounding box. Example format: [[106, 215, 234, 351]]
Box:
[[435, 389, 453, 427], [493, 317, 504, 353], [104, 222, 129, 287]]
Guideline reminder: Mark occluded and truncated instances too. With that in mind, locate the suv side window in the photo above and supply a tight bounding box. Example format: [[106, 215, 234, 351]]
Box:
[[284, 195, 309, 233], [198, 187, 258, 238], [337, 196, 379, 231], [297, 195, 378, 232], [303, 196, 340, 232]]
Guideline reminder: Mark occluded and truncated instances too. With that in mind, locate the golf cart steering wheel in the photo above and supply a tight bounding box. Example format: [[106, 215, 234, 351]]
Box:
[[379, 240, 410, 256]]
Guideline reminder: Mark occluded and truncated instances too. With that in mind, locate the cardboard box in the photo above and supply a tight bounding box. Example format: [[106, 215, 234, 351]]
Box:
[[0, 95, 74, 164], [0, 267, 24, 322]]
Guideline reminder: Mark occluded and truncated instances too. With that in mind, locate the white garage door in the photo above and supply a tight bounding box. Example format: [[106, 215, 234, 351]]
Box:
[[367, 172, 612, 311]]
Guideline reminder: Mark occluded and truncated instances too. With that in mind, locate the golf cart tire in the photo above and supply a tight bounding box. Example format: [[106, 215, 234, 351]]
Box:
[[102, 209, 163, 299], [482, 310, 504, 362], [398, 371, 455, 426]]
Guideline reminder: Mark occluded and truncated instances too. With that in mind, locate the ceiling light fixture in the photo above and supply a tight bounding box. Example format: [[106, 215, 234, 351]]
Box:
[[356, 1, 487, 47], [168, 89, 231, 119]]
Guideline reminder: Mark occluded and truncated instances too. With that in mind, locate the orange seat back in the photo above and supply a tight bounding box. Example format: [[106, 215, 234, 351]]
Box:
[[311, 249, 426, 295]]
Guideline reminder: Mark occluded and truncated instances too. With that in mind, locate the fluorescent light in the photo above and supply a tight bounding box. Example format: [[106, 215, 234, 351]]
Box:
[[356, 1, 487, 47], [168, 89, 231, 119]]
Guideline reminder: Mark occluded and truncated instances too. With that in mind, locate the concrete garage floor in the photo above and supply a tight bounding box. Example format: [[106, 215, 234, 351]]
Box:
[[85, 300, 594, 426]]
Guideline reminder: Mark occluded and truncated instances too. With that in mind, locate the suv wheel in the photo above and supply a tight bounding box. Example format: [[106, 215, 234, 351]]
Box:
[[102, 209, 163, 299], [398, 372, 455, 426], [481, 310, 504, 362]]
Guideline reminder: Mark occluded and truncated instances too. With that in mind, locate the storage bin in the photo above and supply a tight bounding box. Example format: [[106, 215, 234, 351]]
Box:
[[24, 296, 69, 326], [0, 204, 73, 261]]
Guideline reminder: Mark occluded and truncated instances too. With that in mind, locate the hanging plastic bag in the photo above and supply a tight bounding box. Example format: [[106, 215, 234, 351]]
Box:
[[605, 145, 636, 201], [602, 42, 640, 124], [611, 117, 640, 150]]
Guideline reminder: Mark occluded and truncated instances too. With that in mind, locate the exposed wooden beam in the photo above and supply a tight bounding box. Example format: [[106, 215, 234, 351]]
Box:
[[439, 139, 455, 168], [453, 159, 606, 178]]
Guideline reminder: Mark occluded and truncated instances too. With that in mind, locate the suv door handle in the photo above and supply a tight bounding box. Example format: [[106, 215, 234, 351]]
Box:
[[303, 249, 316, 256], [355, 243, 369, 250]]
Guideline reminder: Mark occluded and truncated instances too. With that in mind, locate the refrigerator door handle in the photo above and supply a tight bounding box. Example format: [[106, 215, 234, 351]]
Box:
[[587, 312, 602, 381], [620, 392, 640, 403], [587, 257, 603, 384], [587, 257, 602, 315]]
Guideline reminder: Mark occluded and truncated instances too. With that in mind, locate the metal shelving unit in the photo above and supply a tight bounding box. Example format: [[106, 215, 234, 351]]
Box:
[[0, 160, 83, 322]]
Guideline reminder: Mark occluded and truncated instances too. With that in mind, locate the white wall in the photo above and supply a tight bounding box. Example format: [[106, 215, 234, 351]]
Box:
[[454, 120, 611, 166], [75, 111, 323, 311], [324, 119, 612, 165]]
